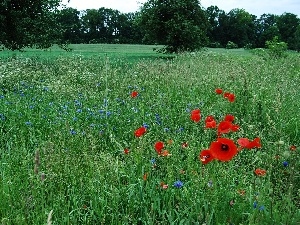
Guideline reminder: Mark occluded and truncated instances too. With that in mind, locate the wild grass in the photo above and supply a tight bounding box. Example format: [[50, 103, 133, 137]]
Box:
[[0, 47, 299, 224]]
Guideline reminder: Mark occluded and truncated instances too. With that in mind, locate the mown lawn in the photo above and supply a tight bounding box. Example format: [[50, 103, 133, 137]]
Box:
[[0, 45, 299, 224]]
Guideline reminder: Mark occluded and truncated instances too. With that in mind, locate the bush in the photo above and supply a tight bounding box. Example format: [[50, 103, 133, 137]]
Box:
[[208, 42, 222, 48], [265, 36, 288, 59], [244, 43, 254, 50], [226, 41, 238, 49]]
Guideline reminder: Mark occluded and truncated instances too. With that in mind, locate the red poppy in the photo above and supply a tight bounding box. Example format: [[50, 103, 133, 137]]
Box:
[[199, 149, 215, 164], [223, 92, 231, 98], [247, 137, 261, 149], [254, 168, 266, 176], [217, 121, 232, 134], [134, 126, 146, 137], [227, 93, 235, 102], [205, 115, 217, 128], [290, 145, 296, 151], [224, 114, 235, 122], [131, 91, 138, 98], [209, 138, 238, 161], [215, 88, 223, 94], [190, 109, 201, 123], [154, 141, 164, 154], [238, 137, 261, 149], [124, 148, 129, 154], [231, 124, 240, 132], [237, 138, 250, 148]]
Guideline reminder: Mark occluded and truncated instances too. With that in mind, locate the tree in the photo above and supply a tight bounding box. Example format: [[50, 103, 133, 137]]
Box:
[[276, 13, 300, 50], [255, 14, 279, 48], [57, 7, 82, 44], [294, 25, 300, 52], [226, 9, 256, 48], [138, 0, 208, 53], [0, 0, 66, 50]]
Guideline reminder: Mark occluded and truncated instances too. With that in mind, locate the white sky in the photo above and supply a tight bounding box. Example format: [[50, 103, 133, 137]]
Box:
[[61, 0, 300, 17]]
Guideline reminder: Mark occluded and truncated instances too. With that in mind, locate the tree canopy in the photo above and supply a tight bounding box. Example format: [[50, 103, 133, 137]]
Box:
[[138, 0, 208, 53], [0, 0, 65, 50], [0, 0, 299, 52]]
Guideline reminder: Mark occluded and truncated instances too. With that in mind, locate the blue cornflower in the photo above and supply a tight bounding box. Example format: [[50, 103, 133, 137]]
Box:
[[253, 201, 258, 209], [150, 159, 156, 164], [259, 205, 265, 211], [155, 113, 162, 125], [76, 109, 82, 113], [25, 121, 32, 126], [173, 180, 184, 188], [283, 161, 288, 167], [70, 129, 76, 135], [0, 114, 6, 121], [143, 123, 149, 129]]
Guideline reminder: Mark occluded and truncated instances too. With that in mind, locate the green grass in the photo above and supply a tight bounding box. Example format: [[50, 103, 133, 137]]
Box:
[[0, 44, 173, 63], [0, 45, 299, 224]]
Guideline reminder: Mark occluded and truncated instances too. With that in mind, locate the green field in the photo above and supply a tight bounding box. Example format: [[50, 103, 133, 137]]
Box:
[[0, 44, 299, 224]]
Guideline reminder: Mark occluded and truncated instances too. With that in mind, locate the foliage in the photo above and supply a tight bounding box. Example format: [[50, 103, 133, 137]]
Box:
[[265, 36, 288, 59], [0, 0, 65, 50], [138, 0, 208, 53], [226, 41, 238, 49], [276, 13, 300, 50]]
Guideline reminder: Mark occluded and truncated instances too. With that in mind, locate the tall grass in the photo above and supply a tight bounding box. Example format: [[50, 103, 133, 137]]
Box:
[[0, 50, 299, 224]]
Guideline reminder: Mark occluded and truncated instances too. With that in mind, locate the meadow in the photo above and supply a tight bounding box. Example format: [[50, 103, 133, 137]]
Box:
[[0, 44, 299, 224]]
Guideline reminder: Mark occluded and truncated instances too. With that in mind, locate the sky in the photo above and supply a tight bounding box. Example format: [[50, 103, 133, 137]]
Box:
[[61, 0, 300, 17]]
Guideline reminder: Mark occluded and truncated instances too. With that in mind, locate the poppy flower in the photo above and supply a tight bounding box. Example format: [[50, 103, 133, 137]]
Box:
[[190, 109, 201, 123], [224, 114, 235, 122], [217, 121, 232, 134], [131, 91, 138, 98], [209, 138, 238, 161], [227, 93, 235, 102], [238, 137, 261, 149], [199, 149, 215, 164], [134, 126, 146, 137], [215, 88, 223, 94], [154, 141, 164, 154], [124, 148, 129, 154], [205, 115, 217, 128], [254, 168, 266, 176], [246, 137, 261, 149], [290, 145, 296, 151], [231, 124, 240, 132], [237, 138, 250, 148], [223, 92, 231, 98]]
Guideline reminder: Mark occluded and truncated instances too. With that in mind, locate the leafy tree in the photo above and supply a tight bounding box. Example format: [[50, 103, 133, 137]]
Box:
[[138, 0, 208, 53], [57, 7, 82, 44], [206, 5, 225, 47], [0, 0, 66, 50], [226, 9, 256, 48], [255, 14, 279, 48], [294, 25, 300, 52], [276, 13, 300, 50]]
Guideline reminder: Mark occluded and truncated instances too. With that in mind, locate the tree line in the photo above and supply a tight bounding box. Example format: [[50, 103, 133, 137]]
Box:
[[1, 0, 299, 52]]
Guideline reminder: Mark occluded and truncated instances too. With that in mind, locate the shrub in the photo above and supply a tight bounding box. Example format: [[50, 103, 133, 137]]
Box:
[[226, 41, 238, 49], [265, 36, 288, 59]]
